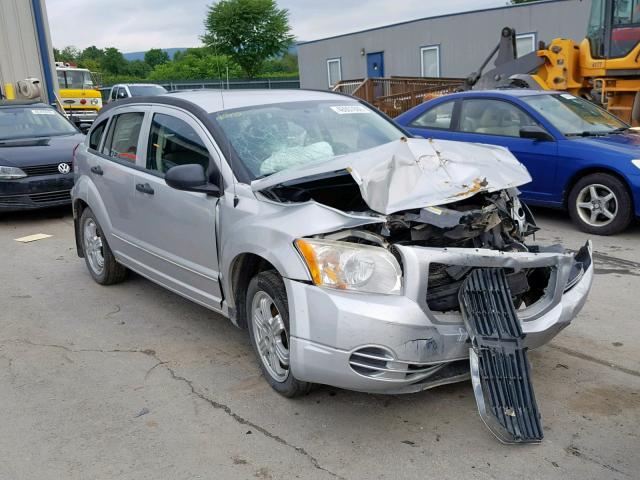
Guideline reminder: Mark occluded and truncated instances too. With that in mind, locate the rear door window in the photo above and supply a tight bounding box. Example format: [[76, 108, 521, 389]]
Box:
[[88, 119, 108, 151], [101, 112, 144, 162], [145, 113, 210, 175]]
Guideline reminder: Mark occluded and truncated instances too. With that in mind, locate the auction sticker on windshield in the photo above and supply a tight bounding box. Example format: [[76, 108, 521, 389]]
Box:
[[330, 105, 370, 114], [31, 109, 56, 115]]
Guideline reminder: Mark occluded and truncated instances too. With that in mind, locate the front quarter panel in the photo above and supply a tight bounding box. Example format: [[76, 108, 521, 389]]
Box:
[[217, 185, 384, 310], [556, 139, 640, 214]]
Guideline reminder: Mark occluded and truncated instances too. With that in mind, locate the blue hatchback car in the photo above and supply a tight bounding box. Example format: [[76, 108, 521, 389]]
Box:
[[396, 90, 640, 235]]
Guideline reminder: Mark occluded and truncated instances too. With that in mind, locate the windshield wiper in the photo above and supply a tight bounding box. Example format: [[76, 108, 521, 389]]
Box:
[[610, 126, 630, 134], [566, 131, 607, 137]]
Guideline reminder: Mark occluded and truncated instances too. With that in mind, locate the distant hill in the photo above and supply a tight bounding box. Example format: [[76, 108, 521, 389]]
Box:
[[124, 44, 299, 62], [123, 48, 188, 62]]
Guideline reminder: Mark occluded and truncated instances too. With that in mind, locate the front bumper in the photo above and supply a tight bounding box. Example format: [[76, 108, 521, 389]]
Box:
[[66, 110, 99, 126], [0, 174, 74, 212], [287, 243, 593, 394]]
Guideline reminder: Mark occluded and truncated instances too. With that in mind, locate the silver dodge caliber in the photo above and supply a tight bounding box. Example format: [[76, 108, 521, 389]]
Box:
[[72, 90, 593, 443]]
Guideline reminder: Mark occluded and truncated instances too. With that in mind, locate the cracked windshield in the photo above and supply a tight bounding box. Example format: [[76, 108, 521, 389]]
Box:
[[213, 101, 404, 179]]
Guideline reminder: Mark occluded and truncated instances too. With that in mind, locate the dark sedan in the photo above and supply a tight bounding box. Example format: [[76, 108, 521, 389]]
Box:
[[0, 101, 84, 212]]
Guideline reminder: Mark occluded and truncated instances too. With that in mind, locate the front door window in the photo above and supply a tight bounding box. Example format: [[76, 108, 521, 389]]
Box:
[[459, 99, 539, 137], [146, 113, 210, 175]]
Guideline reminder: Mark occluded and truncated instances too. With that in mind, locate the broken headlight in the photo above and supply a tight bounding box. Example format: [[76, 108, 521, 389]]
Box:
[[295, 238, 402, 295]]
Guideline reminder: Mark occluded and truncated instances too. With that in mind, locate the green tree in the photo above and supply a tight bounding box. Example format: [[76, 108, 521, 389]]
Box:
[[55, 45, 80, 64], [80, 46, 105, 62], [202, 0, 294, 78], [262, 52, 298, 75], [148, 47, 241, 81], [101, 47, 128, 75], [144, 48, 170, 68], [127, 59, 152, 78]]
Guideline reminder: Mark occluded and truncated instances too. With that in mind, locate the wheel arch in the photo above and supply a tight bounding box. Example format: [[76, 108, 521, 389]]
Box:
[[229, 253, 278, 329], [73, 198, 89, 257], [563, 166, 634, 208]]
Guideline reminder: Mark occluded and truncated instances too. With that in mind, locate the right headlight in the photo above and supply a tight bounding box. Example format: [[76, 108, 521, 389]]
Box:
[[295, 238, 402, 295], [0, 166, 27, 180]]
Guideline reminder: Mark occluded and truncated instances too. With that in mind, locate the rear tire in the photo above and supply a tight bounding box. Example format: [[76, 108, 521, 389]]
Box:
[[80, 207, 127, 285], [568, 173, 633, 235], [246, 270, 311, 398]]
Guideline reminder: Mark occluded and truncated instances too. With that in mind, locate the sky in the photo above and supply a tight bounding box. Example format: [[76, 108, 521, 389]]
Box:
[[45, 0, 507, 53]]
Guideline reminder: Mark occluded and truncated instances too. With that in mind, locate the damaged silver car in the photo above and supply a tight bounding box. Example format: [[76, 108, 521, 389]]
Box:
[[71, 90, 593, 443]]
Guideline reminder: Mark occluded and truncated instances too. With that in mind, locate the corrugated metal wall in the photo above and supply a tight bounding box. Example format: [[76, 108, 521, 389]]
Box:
[[0, 0, 57, 102], [298, 0, 592, 90]]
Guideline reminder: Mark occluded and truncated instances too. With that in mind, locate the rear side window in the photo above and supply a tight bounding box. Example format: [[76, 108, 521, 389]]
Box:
[[410, 101, 455, 129], [146, 113, 210, 174], [88, 119, 108, 151], [102, 112, 144, 162]]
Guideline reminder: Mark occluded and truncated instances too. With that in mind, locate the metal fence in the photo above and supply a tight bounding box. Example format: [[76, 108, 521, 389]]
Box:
[[147, 78, 300, 91]]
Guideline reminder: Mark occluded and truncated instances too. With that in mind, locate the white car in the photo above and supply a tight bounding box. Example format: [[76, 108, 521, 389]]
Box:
[[107, 83, 167, 103]]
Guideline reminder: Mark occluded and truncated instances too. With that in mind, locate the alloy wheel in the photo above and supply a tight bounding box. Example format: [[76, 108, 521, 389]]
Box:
[[576, 183, 618, 228], [251, 291, 290, 382], [83, 218, 105, 275]]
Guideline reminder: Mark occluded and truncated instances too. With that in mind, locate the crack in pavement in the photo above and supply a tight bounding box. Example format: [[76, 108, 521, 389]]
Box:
[[548, 343, 640, 378], [565, 445, 631, 477], [4, 339, 346, 480]]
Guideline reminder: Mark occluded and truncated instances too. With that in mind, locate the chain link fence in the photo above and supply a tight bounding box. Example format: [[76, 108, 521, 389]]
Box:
[[139, 78, 300, 91]]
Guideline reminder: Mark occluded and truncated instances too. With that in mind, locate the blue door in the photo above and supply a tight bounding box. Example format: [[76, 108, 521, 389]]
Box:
[[367, 52, 384, 78], [454, 98, 559, 203]]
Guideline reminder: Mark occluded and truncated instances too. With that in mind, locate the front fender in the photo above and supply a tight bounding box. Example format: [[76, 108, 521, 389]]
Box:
[[217, 190, 383, 309]]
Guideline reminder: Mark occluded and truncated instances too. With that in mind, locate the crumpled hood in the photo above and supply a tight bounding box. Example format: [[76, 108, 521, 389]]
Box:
[[252, 137, 532, 215]]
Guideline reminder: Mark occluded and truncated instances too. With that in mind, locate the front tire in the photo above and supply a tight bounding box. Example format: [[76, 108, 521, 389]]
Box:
[[80, 207, 127, 285], [246, 270, 311, 398], [568, 173, 633, 235]]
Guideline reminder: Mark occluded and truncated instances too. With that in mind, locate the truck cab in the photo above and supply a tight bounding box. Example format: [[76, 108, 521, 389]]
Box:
[[55, 64, 102, 131]]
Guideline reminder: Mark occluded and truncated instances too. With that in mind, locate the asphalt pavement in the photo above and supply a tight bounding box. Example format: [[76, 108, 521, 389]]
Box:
[[1, 206, 638, 480]]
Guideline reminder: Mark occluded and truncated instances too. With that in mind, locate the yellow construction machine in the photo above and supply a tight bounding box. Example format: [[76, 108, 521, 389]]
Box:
[[466, 0, 640, 125]]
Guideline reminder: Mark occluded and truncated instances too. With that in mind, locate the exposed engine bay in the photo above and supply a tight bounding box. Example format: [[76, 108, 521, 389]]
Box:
[[261, 172, 550, 315]]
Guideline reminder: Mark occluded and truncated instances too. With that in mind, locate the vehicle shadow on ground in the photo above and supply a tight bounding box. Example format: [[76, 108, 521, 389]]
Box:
[[0, 205, 73, 225], [529, 205, 640, 237]]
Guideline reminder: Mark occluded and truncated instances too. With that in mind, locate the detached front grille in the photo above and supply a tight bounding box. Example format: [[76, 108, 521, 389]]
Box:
[[22, 163, 72, 176], [349, 346, 443, 381], [28, 190, 71, 203]]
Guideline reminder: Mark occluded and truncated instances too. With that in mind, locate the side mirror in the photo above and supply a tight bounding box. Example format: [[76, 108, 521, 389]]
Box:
[[520, 126, 554, 141], [165, 164, 221, 196]]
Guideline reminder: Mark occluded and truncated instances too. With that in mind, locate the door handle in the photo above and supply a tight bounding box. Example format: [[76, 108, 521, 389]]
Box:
[[136, 183, 155, 195], [90, 165, 103, 175]]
